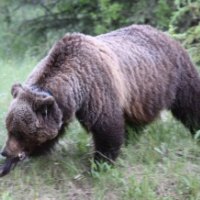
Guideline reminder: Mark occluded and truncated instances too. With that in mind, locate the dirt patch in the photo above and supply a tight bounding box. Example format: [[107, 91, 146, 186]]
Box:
[[65, 182, 92, 200], [184, 162, 200, 174], [124, 164, 145, 182], [156, 177, 179, 199], [124, 163, 180, 199]]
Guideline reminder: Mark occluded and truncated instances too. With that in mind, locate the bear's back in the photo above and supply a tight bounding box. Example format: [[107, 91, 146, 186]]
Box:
[[96, 25, 188, 124]]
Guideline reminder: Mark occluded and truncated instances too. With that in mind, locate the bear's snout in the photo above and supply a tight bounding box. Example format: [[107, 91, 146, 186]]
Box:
[[1, 146, 15, 159], [1, 136, 24, 159], [1, 149, 9, 158]]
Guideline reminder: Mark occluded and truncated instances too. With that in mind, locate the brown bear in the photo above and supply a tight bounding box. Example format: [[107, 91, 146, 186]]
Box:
[[0, 24, 200, 176]]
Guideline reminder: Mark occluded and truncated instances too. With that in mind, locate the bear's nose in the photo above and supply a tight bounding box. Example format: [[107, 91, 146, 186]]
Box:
[[1, 150, 8, 158]]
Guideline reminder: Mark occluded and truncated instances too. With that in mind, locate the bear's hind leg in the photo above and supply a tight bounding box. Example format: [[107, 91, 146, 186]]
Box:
[[171, 104, 196, 135], [171, 77, 200, 136]]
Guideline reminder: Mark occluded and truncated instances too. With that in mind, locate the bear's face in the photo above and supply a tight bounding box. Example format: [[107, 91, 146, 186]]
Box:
[[1, 84, 63, 160]]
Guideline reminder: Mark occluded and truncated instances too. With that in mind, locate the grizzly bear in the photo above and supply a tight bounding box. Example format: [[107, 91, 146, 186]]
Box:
[[0, 24, 199, 176]]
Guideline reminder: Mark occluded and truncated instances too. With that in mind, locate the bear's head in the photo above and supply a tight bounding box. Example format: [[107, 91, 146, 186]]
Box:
[[1, 83, 63, 161]]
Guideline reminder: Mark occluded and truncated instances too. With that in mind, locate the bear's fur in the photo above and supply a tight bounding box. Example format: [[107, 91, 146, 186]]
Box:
[[2, 24, 200, 164]]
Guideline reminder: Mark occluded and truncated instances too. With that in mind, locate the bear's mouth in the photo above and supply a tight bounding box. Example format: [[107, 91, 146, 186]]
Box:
[[0, 152, 26, 177]]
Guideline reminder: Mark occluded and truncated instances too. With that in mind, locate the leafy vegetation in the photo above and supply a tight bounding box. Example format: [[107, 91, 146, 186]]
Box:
[[169, 1, 200, 65], [0, 0, 200, 199], [0, 0, 199, 62]]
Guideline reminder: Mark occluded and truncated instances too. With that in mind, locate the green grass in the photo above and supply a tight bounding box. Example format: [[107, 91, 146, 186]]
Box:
[[0, 58, 200, 200]]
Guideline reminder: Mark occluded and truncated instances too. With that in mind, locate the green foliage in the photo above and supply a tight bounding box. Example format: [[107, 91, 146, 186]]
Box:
[[154, 0, 174, 29], [178, 175, 200, 199], [169, 1, 200, 66], [1, 192, 13, 200], [1, 0, 200, 63], [122, 176, 157, 199], [1, 0, 198, 64], [91, 0, 123, 34], [0, 0, 178, 58]]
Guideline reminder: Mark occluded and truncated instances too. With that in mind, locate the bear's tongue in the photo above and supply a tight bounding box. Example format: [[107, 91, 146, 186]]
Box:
[[0, 157, 19, 177]]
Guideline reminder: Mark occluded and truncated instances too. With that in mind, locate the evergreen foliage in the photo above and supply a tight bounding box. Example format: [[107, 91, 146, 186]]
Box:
[[0, 0, 199, 65], [169, 1, 200, 65]]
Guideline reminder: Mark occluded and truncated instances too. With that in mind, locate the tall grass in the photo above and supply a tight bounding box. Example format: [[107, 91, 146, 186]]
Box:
[[0, 58, 200, 200]]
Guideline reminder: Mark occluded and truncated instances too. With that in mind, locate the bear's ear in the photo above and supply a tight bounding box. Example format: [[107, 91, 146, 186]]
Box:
[[35, 96, 55, 121], [36, 96, 55, 109], [11, 83, 23, 98]]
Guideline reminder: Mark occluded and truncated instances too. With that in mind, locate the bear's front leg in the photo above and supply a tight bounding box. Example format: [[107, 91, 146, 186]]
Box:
[[91, 114, 125, 163]]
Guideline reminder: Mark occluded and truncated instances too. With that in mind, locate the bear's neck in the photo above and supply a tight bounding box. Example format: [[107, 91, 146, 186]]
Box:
[[28, 78, 84, 124], [25, 56, 88, 124]]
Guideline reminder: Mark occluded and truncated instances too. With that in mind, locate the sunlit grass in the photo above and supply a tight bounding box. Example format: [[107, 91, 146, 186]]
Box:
[[0, 58, 200, 200]]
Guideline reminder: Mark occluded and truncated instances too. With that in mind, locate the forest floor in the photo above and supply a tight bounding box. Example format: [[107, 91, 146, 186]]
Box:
[[0, 58, 200, 200]]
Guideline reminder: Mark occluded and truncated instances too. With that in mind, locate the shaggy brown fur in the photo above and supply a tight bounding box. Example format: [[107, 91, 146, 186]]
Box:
[[1, 25, 200, 169]]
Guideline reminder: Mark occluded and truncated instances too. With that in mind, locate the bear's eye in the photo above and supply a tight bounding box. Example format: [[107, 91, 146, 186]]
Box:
[[37, 105, 50, 118], [42, 107, 48, 117], [40, 107, 47, 117], [12, 132, 24, 141]]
